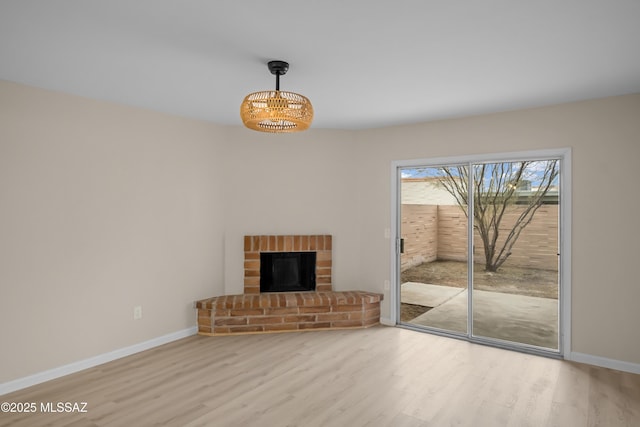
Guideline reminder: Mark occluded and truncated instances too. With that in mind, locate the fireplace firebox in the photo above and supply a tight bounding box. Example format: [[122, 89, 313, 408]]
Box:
[[260, 251, 316, 292]]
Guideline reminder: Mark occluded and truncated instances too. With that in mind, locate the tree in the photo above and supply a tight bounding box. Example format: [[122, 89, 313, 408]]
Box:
[[438, 161, 559, 272]]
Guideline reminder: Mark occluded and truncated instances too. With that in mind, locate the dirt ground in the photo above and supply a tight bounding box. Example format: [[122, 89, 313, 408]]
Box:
[[400, 260, 558, 322], [401, 260, 558, 299], [400, 303, 433, 321]]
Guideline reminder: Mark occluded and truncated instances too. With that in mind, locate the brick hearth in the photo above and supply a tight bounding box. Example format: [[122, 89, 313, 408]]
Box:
[[196, 291, 382, 335]]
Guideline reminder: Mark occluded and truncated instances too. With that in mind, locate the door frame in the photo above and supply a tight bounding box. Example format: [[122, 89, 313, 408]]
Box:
[[390, 148, 572, 357]]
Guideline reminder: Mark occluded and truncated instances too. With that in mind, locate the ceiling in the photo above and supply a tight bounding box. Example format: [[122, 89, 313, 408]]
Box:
[[1, 1, 639, 130]]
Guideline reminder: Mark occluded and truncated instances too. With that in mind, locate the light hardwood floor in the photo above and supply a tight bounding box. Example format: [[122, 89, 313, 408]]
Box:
[[2, 326, 639, 426]]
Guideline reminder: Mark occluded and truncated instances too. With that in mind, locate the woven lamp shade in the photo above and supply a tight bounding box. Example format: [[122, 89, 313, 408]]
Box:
[[240, 90, 313, 132]]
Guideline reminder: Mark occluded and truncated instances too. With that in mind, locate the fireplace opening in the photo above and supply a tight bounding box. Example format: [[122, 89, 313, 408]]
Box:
[[260, 252, 316, 292]]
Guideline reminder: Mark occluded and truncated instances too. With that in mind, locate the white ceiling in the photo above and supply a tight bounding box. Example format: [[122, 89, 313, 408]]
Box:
[[1, 0, 639, 130]]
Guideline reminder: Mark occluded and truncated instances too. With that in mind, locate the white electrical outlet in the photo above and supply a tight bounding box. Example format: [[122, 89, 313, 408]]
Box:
[[384, 280, 390, 291], [133, 305, 143, 320], [384, 228, 390, 239]]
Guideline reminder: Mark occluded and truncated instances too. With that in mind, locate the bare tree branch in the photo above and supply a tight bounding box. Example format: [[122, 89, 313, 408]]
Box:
[[439, 160, 558, 272]]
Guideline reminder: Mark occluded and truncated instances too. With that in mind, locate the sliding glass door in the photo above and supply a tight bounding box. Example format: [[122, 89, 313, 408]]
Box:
[[398, 165, 468, 336], [395, 151, 565, 355]]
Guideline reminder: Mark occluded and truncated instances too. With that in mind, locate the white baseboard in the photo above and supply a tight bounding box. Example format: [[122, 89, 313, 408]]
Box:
[[0, 327, 198, 396], [567, 351, 640, 375], [380, 317, 395, 326]]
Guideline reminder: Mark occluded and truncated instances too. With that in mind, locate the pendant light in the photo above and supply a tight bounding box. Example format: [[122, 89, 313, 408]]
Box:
[[240, 60, 313, 133]]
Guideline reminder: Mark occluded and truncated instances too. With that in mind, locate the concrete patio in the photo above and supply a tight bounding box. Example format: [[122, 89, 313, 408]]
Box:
[[401, 282, 559, 349]]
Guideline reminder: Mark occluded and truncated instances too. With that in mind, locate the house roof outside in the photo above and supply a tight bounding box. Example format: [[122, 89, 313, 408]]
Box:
[[401, 177, 559, 205]]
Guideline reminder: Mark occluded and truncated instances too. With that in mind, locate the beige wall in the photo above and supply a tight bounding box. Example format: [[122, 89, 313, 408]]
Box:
[[2, 79, 639, 386], [219, 126, 361, 296], [0, 81, 227, 383], [355, 94, 640, 364]]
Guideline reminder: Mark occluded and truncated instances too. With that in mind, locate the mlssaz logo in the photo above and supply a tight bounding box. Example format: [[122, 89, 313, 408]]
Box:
[[40, 402, 88, 413]]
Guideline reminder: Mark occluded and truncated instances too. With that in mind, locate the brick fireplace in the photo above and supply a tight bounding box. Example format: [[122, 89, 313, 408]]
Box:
[[243, 234, 333, 294], [195, 234, 383, 336]]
